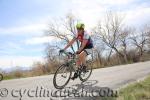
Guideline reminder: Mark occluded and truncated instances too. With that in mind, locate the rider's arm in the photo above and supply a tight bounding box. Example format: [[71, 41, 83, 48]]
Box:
[[78, 39, 88, 52], [64, 37, 76, 50]]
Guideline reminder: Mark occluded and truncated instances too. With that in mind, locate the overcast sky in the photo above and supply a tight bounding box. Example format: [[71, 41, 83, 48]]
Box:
[[0, 0, 150, 69]]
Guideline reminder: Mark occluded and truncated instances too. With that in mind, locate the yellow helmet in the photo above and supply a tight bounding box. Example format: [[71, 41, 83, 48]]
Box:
[[76, 23, 85, 29]]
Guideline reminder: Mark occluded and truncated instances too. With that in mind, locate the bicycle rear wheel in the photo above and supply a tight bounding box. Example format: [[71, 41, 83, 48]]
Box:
[[53, 64, 72, 89], [79, 60, 93, 82], [0, 74, 3, 82]]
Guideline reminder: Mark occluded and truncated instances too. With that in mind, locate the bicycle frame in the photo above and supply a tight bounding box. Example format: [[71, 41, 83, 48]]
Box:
[[59, 51, 77, 72]]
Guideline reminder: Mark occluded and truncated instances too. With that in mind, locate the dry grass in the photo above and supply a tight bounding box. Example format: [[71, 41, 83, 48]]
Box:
[[3, 50, 150, 80]]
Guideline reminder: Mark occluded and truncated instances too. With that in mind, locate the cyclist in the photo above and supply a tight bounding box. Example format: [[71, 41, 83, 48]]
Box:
[[60, 23, 93, 80]]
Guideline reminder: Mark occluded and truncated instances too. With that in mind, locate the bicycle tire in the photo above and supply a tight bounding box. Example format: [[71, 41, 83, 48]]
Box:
[[0, 74, 3, 82], [79, 60, 93, 82], [53, 64, 72, 89]]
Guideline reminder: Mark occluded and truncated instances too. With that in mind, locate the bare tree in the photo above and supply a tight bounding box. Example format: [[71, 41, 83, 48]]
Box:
[[119, 27, 132, 62], [45, 13, 79, 54], [129, 27, 148, 57], [44, 14, 82, 71], [94, 12, 127, 62], [93, 40, 106, 66], [90, 31, 106, 67], [45, 44, 59, 63], [145, 25, 150, 51], [64, 14, 80, 49]]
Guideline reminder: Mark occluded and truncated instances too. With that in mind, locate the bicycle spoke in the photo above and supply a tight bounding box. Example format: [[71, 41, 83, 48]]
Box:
[[79, 61, 93, 82]]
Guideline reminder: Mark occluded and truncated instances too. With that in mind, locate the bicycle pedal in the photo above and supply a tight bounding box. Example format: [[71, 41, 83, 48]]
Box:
[[71, 72, 79, 80], [61, 75, 67, 78]]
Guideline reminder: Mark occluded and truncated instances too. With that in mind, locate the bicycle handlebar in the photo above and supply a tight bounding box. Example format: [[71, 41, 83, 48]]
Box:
[[59, 50, 76, 59]]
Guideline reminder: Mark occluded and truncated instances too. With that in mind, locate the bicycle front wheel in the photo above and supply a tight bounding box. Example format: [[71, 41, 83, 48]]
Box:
[[53, 64, 72, 89]]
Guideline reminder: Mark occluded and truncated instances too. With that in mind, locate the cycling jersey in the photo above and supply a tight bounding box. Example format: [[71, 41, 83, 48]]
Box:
[[75, 31, 93, 49]]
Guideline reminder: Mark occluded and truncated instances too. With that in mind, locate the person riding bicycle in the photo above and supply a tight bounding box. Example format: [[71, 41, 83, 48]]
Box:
[[60, 23, 94, 80]]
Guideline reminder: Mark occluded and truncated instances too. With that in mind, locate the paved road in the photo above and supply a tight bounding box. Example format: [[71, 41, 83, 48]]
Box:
[[0, 61, 150, 100]]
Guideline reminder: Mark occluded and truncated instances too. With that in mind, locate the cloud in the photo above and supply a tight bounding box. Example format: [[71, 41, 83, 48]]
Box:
[[66, 0, 104, 29], [0, 23, 47, 36], [69, 0, 150, 29], [68, 0, 136, 29], [97, 0, 136, 6], [0, 42, 23, 56], [71, 0, 135, 7], [6, 42, 22, 50], [24, 36, 61, 45], [121, 4, 150, 27], [0, 56, 43, 68]]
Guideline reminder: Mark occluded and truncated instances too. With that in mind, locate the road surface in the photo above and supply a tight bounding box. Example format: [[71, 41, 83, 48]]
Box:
[[0, 61, 150, 100]]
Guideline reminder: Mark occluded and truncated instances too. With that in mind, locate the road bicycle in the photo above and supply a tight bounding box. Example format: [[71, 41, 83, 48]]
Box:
[[53, 50, 93, 89]]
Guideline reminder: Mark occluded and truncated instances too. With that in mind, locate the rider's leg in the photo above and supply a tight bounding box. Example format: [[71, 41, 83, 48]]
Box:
[[72, 51, 87, 80], [76, 51, 87, 67]]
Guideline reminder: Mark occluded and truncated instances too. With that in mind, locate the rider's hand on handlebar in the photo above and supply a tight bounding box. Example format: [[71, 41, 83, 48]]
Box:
[[76, 50, 81, 54], [59, 49, 65, 53]]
